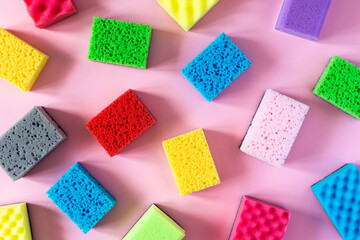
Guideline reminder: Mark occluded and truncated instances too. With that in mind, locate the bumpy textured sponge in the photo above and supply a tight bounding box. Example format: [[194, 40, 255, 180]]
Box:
[[162, 129, 220, 196], [47, 162, 116, 234], [0, 203, 32, 240], [240, 89, 309, 167], [88, 17, 152, 69], [24, 0, 77, 28], [229, 196, 291, 240], [312, 163, 360, 240], [182, 33, 251, 102], [123, 204, 185, 240], [313, 56, 360, 120], [85, 89, 156, 157], [0, 107, 67, 181], [157, 0, 219, 31], [275, 0, 332, 41], [0, 28, 49, 91]]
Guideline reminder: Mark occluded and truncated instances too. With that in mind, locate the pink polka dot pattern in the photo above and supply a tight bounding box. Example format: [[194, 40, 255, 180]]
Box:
[[240, 89, 309, 167]]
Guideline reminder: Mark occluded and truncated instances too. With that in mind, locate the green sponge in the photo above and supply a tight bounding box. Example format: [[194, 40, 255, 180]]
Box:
[[123, 204, 185, 240], [88, 17, 152, 69], [313, 56, 360, 119]]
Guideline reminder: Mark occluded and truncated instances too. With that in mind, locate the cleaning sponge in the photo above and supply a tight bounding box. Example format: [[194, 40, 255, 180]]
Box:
[[0, 28, 49, 91], [47, 162, 116, 234], [182, 33, 251, 102], [229, 196, 291, 240], [23, 0, 77, 28], [0, 203, 33, 240], [158, 0, 219, 31], [162, 129, 220, 196], [123, 204, 185, 240], [0, 106, 67, 181], [313, 56, 360, 120], [240, 89, 309, 167], [88, 17, 152, 69]]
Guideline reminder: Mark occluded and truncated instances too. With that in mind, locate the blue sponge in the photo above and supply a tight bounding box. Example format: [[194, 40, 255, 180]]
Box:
[[181, 33, 251, 102], [47, 162, 116, 234], [312, 163, 360, 240]]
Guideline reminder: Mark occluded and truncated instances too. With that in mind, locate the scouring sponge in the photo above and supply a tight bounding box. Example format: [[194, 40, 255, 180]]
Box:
[[47, 162, 116, 234], [313, 56, 360, 120], [162, 129, 220, 196], [123, 204, 185, 240], [0, 28, 49, 91]]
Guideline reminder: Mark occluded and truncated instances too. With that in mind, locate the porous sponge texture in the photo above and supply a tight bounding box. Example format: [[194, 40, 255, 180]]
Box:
[[0, 203, 32, 240], [229, 196, 290, 240], [47, 162, 116, 234], [313, 56, 360, 120], [162, 129, 220, 196], [0, 28, 49, 91], [88, 17, 152, 69], [123, 204, 185, 240], [182, 33, 251, 102], [275, 0, 332, 41], [24, 0, 77, 28], [312, 163, 360, 240], [158, 0, 219, 31], [0, 106, 67, 181], [240, 89, 309, 167], [85, 89, 156, 157]]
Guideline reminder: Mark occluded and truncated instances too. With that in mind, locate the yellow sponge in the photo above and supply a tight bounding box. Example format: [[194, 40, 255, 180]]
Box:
[[162, 129, 220, 196], [157, 0, 219, 31], [0, 203, 32, 240], [0, 28, 49, 91]]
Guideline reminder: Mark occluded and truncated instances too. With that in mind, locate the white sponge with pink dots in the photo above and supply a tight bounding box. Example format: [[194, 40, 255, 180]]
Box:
[[240, 89, 309, 167]]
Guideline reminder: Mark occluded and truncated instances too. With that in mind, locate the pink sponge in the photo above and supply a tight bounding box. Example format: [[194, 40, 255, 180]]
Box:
[[229, 196, 291, 240], [24, 0, 77, 28]]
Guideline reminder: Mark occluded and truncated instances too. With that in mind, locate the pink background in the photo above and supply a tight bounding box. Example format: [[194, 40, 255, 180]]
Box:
[[1, 0, 360, 239]]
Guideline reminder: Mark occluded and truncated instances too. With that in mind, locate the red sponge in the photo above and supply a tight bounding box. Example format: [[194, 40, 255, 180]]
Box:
[[24, 0, 77, 28], [229, 196, 290, 240], [85, 89, 156, 157]]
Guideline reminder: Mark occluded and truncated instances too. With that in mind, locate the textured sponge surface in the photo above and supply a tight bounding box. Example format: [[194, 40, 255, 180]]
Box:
[[162, 129, 220, 196], [229, 196, 290, 240], [0, 106, 67, 181], [24, 0, 77, 28], [182, 33, 251, 102], [85, 89, 156, 156], [158, 0, 219, 31], [0, 28, 49, 91], [88, 17, 152, 69], [275, 0, 332, 40], [313, 56, 360, 120], [47, 162, 116, 234], [123, 204, 185, 240], [312, 164, 360, 240], [240, 89, 309, 167], [0, 203, 32, 240]]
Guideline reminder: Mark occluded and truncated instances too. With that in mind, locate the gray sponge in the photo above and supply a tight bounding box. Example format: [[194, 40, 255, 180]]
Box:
[[0, 106, 67, 180]]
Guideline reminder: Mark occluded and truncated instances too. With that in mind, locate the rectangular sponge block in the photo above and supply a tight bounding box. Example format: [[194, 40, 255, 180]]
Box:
[[158, 0, 219, 31], [182, 33, 251, 102], [0, 203, 33, 240], [0, 28, 49, 91], [47, 162, 116, 234], [88, 17, 152, 69], [0, 106, 67, 181], [123, 204, 185, 240], [229, 196, 290, 240], [275, 0, 332, 41], [312, 163, 360, 240], [85, 89, 156, 157], [313, 56, 360, 120], [162, 129, 220, 196], [240, 89, 309, 167]]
